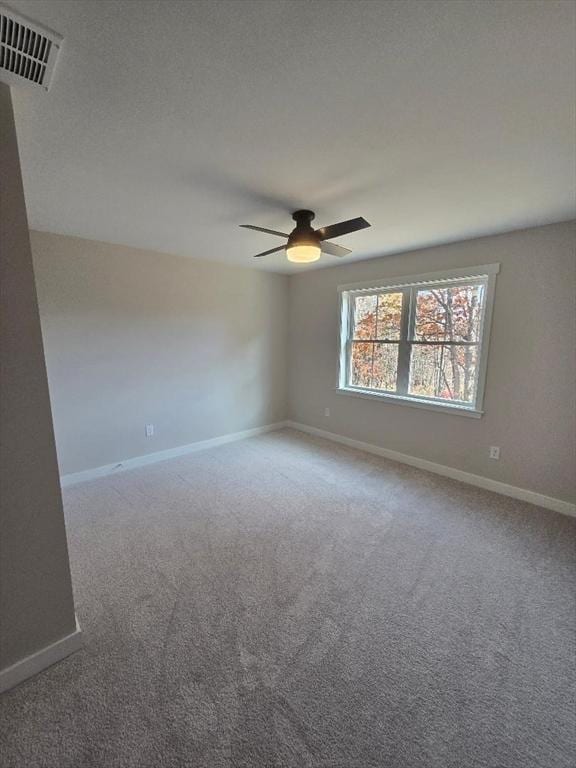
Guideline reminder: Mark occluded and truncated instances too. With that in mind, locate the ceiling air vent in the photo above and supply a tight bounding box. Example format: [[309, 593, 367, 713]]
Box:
[[0, 4, 62, 91]]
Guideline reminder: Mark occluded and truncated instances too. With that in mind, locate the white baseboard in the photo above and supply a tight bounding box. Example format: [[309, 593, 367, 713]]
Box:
[[0, 616, 83, 694], [285, 421, 576, 518], [60, 421, 289, 487], [60, 418, 575, 516]]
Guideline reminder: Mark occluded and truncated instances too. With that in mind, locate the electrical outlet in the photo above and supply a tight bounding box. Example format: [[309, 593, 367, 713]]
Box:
[[324, 407, 330, 417], [145, 424, 154, 438], [489, 446, 500, 460]]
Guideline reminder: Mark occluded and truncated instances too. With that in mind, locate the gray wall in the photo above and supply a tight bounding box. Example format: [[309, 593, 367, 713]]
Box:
[[31, 232, 288, 476], [0, 84, 77, 671], [288, 222, 576, 504], [28, 221, 575, 505]]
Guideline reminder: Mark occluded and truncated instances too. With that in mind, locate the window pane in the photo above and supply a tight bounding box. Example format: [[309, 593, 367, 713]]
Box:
[[350, 342, 399, 392], [414, 284, 485, 342], [352, 292, 403, 340], [352, 295, 377, 339], [376, 292, 403, 340], [373, 343, 399, 391], [408, 344, 478, 403]]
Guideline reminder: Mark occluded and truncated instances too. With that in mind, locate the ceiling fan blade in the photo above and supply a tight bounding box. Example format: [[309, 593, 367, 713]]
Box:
[[252, 245, 286, 258], [316, 217, 371, 241], [321, 241, 352, 257], [240, 225, 289, 238]]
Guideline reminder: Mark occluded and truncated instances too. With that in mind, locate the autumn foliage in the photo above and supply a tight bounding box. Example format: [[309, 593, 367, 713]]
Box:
[[350, 284, 483, 403]]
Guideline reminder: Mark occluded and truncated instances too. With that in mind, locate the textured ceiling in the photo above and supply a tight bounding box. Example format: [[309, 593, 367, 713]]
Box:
[[9, 0, 576, 273]]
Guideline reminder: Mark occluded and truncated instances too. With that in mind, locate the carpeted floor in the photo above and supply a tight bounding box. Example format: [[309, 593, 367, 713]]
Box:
[[1, 428, 575, 768]]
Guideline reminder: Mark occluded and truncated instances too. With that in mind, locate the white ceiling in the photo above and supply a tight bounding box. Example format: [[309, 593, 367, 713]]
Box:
[[10, 0, 576, 274]]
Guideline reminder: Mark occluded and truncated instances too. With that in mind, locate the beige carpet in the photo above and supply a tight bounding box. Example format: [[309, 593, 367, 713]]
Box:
[[1, 428, 574, 768]]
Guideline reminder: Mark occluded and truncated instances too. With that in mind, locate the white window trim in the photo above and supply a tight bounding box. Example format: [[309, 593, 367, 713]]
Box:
[[336, 264, 499, 417]]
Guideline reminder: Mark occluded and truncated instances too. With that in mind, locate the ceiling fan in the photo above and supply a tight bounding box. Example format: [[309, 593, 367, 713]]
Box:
[[240, 210, 371, 263]]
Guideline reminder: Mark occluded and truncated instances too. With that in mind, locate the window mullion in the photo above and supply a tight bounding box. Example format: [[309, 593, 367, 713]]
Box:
[[396, 287, 412, 395], [345, 296, 354, 387]]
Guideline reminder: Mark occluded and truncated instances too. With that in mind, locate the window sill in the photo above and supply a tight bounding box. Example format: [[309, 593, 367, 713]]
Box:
[[335, 386, 484, 418]]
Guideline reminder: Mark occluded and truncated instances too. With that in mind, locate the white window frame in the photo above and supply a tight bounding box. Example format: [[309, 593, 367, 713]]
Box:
[[337, 264, 499, 418]]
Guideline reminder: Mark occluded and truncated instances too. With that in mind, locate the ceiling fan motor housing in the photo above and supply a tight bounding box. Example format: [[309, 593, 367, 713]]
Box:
[[288, 210, 320, 247]]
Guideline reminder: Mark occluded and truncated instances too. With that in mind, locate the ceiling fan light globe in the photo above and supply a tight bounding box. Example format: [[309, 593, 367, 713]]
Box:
[[286, 244, 321, 263]]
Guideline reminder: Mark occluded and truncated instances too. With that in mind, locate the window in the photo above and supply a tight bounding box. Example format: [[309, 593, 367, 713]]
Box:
[[338, 264, 499, 416]]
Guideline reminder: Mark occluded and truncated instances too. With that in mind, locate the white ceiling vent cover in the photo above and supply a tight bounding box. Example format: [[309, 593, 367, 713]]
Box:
[[0, 4, 62, 91]]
